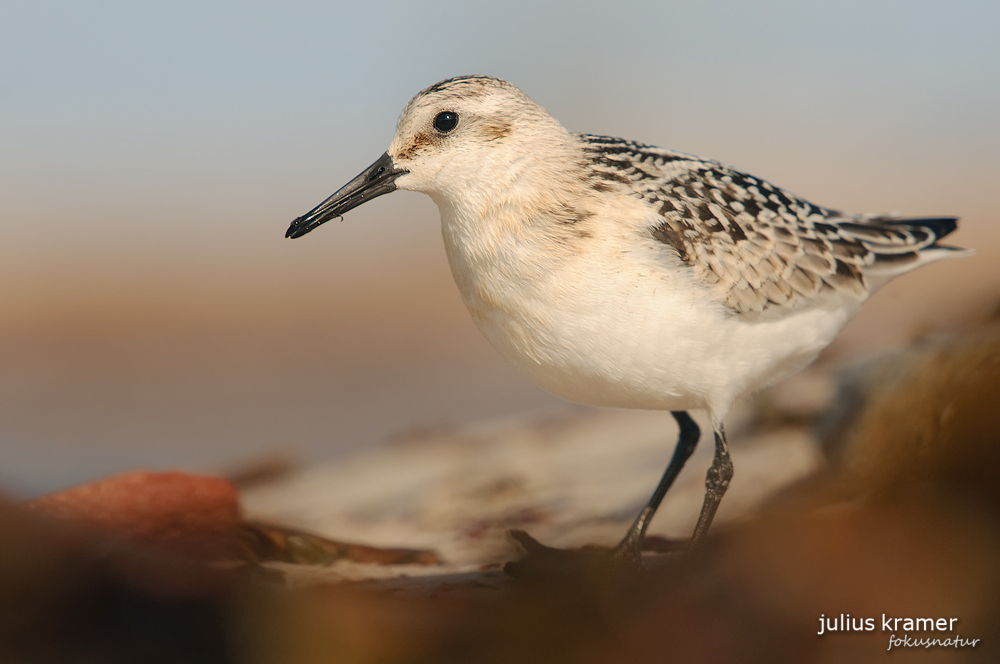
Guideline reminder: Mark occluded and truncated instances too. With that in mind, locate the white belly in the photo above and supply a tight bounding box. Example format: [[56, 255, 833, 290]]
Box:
[[442, 222, 859, 417]]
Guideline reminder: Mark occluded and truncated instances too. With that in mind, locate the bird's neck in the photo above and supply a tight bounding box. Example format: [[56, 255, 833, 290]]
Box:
[[434, 170, 581, 259]]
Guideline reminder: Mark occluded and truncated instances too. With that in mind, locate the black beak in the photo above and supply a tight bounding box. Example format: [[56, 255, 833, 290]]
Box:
[[285, 152, 408, 239]]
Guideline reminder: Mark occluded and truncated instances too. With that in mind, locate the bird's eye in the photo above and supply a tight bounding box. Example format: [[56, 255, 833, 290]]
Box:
[[433, 111, 458, 133]]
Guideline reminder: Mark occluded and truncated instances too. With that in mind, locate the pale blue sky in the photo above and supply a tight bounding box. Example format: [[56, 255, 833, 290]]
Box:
[[3, 1, 998, 252]]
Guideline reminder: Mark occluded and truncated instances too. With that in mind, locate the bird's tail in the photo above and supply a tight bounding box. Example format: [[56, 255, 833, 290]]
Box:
[[838, 216, 970, 283]]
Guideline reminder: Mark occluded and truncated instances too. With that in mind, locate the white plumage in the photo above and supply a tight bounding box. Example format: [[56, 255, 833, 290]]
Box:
[[286, 75, 966, 563]]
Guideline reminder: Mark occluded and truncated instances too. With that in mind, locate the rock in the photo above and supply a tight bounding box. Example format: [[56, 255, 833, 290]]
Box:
[[26, 471, 242, 560]]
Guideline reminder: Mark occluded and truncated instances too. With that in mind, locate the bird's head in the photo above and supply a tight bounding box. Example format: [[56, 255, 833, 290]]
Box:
[[285, 75, 570, 239]]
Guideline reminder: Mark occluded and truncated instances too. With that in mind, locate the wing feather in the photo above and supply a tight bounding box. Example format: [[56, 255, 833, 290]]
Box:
[[578, 134, 961, 315]]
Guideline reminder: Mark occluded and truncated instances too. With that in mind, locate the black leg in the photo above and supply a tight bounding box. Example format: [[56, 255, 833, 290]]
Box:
[[690, 421, 733, 546], [612, 411, 700, 565]]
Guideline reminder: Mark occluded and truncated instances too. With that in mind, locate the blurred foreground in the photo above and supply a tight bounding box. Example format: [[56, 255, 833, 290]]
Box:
[[2, 320, 999, 663]]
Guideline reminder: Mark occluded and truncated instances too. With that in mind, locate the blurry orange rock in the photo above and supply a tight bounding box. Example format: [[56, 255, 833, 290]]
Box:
[[25, 471, 242, 557]]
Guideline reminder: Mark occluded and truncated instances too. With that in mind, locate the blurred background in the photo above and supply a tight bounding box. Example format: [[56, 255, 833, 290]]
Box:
[[2, 0, 998, 497]]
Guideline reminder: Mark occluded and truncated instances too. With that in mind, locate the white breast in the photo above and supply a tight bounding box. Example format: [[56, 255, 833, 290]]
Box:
[[438, 196, 862, 418]]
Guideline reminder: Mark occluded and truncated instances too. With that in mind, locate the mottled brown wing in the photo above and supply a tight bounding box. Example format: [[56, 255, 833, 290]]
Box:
[[579, 134, 958, 314]]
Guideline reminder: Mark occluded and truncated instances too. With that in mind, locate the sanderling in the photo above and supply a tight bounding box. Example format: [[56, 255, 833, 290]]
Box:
[[285, 75, 967, 564]]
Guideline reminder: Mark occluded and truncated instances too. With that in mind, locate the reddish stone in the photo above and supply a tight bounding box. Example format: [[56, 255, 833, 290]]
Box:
[[25, 471, 242, 559]]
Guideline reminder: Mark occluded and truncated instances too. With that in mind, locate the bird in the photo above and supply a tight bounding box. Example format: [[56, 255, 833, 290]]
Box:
[[284, 75, 967, 566]]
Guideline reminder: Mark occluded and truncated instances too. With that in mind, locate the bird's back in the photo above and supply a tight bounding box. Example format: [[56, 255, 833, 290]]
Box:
[[576, 134, 966, 317]]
